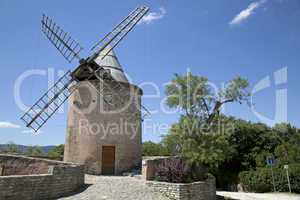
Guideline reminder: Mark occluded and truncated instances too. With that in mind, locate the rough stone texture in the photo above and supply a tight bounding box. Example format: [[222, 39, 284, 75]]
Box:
[[0, 154, 60, 175], [58, 175, 170, 200], [146, 179, 216, 200], [0, 154, 84, 200], [142, 157, 216, 200], [142, 157, 208, 181], [64, 80, 143, 175], [142, 157, 172, 180]]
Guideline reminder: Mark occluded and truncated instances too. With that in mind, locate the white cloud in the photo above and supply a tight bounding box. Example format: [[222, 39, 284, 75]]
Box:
[[22, 129, 42, 135], [0, 121, 20, 129], [140, 7, 166, 25], [229, 0, 267, 26]]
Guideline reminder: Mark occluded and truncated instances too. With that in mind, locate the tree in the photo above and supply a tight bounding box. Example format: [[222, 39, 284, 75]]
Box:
[[5, 142, 21, 154], [142, 141, 167, 156], [25, 146, 44, 157], [165, 73, 250, 124], [165, 73, 250, 168], [272, 123, 300, 145], [274, 143, 300, 166], [47, 144, 64, 159], [161, 129, 181, 156]]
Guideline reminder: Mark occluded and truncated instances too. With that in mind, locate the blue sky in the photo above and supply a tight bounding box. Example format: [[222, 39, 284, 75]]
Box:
[[0, 0, 299, 146]]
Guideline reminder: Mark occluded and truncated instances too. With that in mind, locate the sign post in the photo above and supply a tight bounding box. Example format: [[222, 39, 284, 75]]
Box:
[[284, 165, 291, 193], [266, 157, 276, 192]]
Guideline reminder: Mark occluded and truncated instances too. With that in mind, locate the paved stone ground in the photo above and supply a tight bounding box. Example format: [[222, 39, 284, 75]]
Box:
[[58, 175, 169, 200], [217, 191, 300, 200]]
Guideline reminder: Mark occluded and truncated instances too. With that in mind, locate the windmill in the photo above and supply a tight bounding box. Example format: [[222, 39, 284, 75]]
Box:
[[20, 5, 150, 132]]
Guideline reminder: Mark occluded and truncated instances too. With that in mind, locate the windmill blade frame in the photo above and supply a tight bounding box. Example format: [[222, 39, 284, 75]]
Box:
[[21, 71, 75, 132], [41, 14, 83, 63], [21, 5, 150, 132], [88, 5, 149, 63], [81, 5, 149, 110]]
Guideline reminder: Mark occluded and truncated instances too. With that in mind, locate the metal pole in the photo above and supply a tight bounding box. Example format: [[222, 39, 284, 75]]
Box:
[[285, 166, 291, 193], [271, 165, 276, 192]]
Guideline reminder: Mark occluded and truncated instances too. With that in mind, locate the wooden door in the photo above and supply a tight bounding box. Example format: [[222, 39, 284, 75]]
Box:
[[0, 166, 4, 176], [102, 146, 115, 175]]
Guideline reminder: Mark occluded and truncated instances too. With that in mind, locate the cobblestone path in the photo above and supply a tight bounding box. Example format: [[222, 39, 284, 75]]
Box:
[[58, 175, 169, 200]]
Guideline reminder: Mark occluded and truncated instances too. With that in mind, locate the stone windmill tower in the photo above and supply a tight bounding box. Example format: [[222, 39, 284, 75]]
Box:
[[20, 6, 149, 175], [64, 47, 143, 175]]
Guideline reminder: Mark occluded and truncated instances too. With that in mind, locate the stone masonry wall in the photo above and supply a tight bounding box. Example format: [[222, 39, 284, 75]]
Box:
[[142, 157, 207, 181], [143, 157, 216, 200], [0, 154, 84, 200], [65, 80, 142, 175], [146, 178, 216, 200], [142, 157, 171, 180], [0, 154, 66, 175]]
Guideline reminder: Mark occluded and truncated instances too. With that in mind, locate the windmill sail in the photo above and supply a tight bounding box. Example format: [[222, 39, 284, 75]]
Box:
[[21, 6, 149, 132], [21, 71, 75, 132], [86, 5, 149, 109], [89, 5, 149, 62], [41, 14, 83, 63]]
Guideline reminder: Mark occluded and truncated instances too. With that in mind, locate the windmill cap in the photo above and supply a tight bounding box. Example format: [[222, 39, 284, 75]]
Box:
[[94, 46, 129, 83]]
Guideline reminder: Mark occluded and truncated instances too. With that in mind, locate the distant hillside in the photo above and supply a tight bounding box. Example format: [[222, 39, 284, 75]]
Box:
[[0, 144, 56, 154]]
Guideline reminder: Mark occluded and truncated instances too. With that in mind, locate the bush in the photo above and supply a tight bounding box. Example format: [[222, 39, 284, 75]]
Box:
[[239, 164, 300, 193], [154, 157, 209, 183], [47, 144, 64, 160], [155, 158, 189, 183], [142, 141, 168, 156]]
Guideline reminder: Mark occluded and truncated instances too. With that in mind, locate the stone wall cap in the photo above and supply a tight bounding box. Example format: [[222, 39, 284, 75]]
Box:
[[0, 174, 51, 179], [146, 180, 209, 186], [0, 154, 83, 167]]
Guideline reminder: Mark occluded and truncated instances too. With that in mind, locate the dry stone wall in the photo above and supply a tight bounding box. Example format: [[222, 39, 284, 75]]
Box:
[[146, 179, 216, 200], [0, 154, 84, 200], [143, 157, 216, 200]]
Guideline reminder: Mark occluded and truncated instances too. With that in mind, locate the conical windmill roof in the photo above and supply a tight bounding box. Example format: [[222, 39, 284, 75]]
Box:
[[94, 46, 128, 83]]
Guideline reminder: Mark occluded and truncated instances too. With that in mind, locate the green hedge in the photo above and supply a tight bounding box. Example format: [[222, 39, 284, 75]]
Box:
[[239, 164, 300, 193]]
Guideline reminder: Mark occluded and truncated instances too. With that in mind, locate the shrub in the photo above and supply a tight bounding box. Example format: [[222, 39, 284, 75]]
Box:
[[142, 141, 168, 156], [239, 164, 300, 193], [154, 157, 209, 183], [47, 144, 64, 160], [155, 158, 189, 183]]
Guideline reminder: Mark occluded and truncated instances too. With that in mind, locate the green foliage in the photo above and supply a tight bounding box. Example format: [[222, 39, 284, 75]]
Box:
[[25, 146, 44, 157], [255, 151, 274, 168], [47, 144, 64, 159], [160, 72, 300, 189], [163, 72, 250, 171], [162, 113, 300, 189], [239, 168, 273, 193], [219, 76, 250, 104], [142, 141, 167, 156], [274, 143, 300, 166], [5, 142, 22, 154], [214, 120, 300, 189], [165, 73, 209, 118], [178, 117, 235, 168], [162, 115, 236, 170], [239, 164, 300, 193], [165, 73, 250, 122], [161, 129, 181, 156]]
